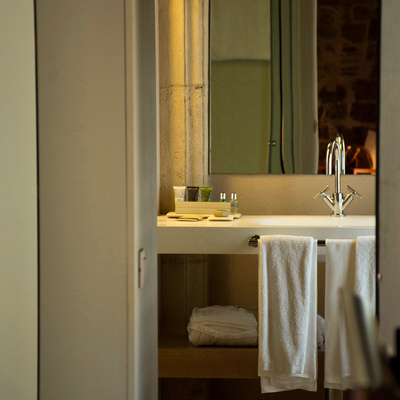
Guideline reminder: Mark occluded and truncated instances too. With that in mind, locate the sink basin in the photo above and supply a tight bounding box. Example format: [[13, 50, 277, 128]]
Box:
[[251, 215, 375, 228]]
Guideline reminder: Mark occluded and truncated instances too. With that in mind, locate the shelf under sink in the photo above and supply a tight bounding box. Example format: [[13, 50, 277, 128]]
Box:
[[159, 336, 325, 380]]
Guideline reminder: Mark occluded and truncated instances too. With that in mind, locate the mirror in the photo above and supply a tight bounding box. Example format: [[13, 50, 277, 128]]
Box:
[[209, 0, 379, 175]]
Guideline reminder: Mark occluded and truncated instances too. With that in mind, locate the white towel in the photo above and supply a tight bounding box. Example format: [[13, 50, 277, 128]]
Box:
[[187, 305, 258, 346], [355, 236, 376, 310], [258, 235, 317, 392], [317, 315, 325, 351], [325, 239, 355, 390], [324, 237, 376, 390]]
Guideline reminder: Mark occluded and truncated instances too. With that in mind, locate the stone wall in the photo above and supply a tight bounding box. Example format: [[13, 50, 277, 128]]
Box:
[[158, 0, 209, 214], [317, 0, 380, 168]]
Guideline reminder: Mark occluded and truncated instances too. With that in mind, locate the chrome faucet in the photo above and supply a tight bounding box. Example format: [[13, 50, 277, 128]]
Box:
[[315, 132, 362, 216]]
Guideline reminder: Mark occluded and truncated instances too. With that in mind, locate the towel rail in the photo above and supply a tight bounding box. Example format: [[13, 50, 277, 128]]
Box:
[[248, 235, 326, 248]]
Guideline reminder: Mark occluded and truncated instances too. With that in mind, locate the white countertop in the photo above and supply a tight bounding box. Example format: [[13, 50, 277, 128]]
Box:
[[157, 215, 376, 255]]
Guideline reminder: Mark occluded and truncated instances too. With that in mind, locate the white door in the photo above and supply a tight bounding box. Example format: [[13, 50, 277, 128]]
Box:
[[379, 0, 400, 350], [126, 0, 158, 398], [37, 0, 157, 398], [0, 2, 38, 399]]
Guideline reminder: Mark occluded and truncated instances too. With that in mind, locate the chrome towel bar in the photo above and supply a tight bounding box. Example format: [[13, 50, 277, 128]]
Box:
[[248, 235, 326, 248]]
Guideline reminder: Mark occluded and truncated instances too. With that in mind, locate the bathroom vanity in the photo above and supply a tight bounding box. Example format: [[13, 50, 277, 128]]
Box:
[[157, 215, 375, 398]]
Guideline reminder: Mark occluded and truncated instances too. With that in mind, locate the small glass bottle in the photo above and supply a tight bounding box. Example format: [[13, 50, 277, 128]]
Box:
[[230, 192, 238, 214], [219, 192, 226, 202]]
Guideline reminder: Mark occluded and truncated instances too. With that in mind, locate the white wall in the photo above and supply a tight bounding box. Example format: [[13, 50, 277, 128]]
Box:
[[0, 1, 38, 399], [210, 174, 375, 215], [158, 0, 209, 215]]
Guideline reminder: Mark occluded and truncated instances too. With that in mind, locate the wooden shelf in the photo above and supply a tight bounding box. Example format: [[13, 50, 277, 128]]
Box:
[[159, 336, 324, 380], [159, 336, 258, 379]]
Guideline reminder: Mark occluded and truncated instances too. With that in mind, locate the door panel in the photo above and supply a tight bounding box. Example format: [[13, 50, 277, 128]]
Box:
[[126, 0, 158, 398], [0, 2, 38, 399], [379, 1, 400, 350], [37, 0, 157, 398]]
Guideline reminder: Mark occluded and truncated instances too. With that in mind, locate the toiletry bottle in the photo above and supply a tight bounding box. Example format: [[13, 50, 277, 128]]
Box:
[[187, 186, 199, 201], [200, 186, 212, 202], [219, 192, 226, 202], [230, 192, 238, 214]]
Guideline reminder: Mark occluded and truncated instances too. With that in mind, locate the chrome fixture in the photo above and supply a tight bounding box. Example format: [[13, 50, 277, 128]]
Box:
[[315, 132, 362, 216]]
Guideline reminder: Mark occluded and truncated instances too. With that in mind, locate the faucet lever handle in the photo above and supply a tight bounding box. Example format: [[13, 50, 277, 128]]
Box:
[[314, 185, 330, 199], [346, 185, 362, 199]]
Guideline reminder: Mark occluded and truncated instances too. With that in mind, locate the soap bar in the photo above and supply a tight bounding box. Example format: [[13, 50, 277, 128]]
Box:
[[208, 216, 234, 221], [177, 214, 206, 221], [214, 209, 229, 217]]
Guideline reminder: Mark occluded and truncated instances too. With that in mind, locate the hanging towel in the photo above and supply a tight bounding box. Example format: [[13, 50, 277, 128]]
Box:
[[317, 315, 325, 351], [258, 235, 318, 392], [187, 305, 258, 346], [324, 237, 376, 390], [355, 236, 376, 310], [325, 239, 355, 390]]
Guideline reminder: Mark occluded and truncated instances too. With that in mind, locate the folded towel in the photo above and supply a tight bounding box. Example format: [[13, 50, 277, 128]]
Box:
[[258, 235, 317, 392], [188, 305, 325, 351], [324, 237, 376, 390], [187, 305, 258, 346]]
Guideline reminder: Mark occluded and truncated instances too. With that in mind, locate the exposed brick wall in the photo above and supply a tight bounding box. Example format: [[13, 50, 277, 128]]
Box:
[[317, 0, 380, 168]]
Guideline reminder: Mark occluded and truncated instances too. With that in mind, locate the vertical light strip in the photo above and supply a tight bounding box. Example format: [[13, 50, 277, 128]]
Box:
[[203, 0, 209, 184], [183, 0, 188, 186]]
